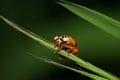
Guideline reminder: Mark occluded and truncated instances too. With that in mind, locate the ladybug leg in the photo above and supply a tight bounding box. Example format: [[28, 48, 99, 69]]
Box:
[[72, 47, 78, 56], [66, 48, 78, 57], [63, 44, 78, 56], [53, 45, 58, 54], [62, 44, 73, 56], [56, 44, 67, 60], [63, 44, 73, 51], [55, 43, 64, 54]]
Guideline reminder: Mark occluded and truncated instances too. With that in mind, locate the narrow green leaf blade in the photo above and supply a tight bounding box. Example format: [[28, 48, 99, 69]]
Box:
[[29, 54, 107, 80], [58, 0, 120, 38], [0, 15, 54, 50]]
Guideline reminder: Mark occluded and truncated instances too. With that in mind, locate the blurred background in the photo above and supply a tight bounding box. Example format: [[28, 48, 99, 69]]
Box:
[[0, 0, 120, 80]]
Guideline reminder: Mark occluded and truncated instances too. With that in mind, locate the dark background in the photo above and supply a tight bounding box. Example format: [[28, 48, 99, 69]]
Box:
[[0, 0, 120, 80]]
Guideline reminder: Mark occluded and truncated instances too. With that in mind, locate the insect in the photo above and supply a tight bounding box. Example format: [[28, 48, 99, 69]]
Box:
[[52, 35, 78, 60]]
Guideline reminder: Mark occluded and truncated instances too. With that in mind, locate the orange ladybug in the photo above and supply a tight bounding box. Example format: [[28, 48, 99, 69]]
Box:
[[52, 35, 78, 60]]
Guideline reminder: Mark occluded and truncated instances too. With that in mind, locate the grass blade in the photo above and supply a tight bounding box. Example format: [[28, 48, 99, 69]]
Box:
[[0, 16, 119, 80], [29, 54, 107, 80], [0, 15, 54, 50], [57, 0, 120, 39]]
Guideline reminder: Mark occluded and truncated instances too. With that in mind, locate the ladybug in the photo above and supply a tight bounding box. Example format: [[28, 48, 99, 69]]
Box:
[[52, 35, 78, 60]]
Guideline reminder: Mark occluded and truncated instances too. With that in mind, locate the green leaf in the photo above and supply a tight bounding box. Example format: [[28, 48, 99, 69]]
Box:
[[57, 0, 120, 39], [28, 53, 107, 80], [0, 15, 54, 50]]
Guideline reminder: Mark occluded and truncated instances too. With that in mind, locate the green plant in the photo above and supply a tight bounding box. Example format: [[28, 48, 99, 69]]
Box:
[[0, 0, 120, 80]]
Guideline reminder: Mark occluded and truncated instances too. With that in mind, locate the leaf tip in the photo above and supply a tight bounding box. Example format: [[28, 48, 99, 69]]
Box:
[[0, 15, 3, 19]]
